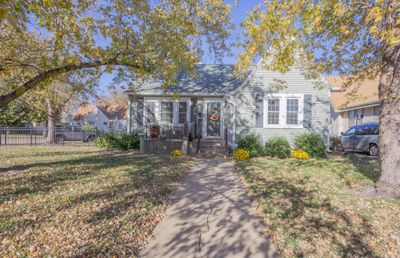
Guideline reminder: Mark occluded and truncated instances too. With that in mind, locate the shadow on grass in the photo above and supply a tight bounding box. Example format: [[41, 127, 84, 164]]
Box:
[[237, 161, 379, 257], [0, 152, 147, 201], [326, 154, 380, 183], [0, 151, 190, 256]]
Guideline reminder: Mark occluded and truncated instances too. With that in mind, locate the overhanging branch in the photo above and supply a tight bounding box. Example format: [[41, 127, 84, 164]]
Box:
[[0, 59, 144, 108]]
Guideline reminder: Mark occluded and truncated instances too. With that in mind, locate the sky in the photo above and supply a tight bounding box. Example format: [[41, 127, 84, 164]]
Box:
[[98, 0, 261, 94]]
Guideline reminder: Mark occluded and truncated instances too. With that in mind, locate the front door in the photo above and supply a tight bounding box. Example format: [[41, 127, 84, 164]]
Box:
[[204, 100, 223, 138]]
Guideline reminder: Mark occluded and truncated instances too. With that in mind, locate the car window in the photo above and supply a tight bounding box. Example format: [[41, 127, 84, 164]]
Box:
[[371, 125, 379, 135], [344, 127, 356, 135], [357, 125, 368, 135]]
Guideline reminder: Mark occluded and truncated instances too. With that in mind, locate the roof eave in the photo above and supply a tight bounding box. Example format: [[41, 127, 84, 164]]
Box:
[[333, 100, 380, 112], [125, 92, 226, 98]]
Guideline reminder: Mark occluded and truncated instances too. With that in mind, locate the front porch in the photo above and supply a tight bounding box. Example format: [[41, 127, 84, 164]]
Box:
[[129, 96, 230, 155]]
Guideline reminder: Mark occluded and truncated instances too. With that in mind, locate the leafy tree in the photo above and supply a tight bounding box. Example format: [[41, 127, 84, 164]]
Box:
[[0, 98, 46, 127], [238, 1, 400, 190], [0, 0, 232, 107]]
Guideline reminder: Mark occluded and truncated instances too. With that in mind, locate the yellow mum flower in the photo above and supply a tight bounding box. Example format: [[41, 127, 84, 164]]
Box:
[[292, 149, 310, 160], [233, 148, 250, 160], [171, 150, 184, 157]]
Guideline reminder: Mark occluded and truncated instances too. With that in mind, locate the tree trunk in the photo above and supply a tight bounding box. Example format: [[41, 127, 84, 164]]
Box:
[[378, 52, 400, 189], [46, 98, 56, 144], [378, 2, 400, 191]]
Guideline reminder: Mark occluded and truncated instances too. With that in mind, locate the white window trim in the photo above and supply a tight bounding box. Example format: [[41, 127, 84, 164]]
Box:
[[144, 98, 191, 125], [143, 99, 159, 125], [263, 93, 304, 129], [160, 100, 175, 124]]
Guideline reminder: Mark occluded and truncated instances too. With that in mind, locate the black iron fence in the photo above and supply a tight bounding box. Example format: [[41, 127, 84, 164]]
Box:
[[0, 127, 98, 146]]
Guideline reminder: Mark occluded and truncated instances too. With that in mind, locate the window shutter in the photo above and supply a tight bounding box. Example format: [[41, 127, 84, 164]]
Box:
[[255, 94, 264, 127], [137, 98, 144, 126], [303, 95, 312, 129]]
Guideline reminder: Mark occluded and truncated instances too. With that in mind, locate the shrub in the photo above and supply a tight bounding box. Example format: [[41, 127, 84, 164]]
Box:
[[96, 132, 139, 150], [294, 132, 327, 158], [171, 149, 183, 157], [119, 133, 140, 150], [233, 148, 250, 160], [96, 133, 119, 149], [81, 124, 97, 131], [237, 133, 264, 157], [329, 136, 343, 153], [292, 149, 310, 160], [264, 137, 291, 159]]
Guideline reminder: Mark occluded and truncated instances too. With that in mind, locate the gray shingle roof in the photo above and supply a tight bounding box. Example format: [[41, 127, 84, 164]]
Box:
[[129, 64, 248, 96]]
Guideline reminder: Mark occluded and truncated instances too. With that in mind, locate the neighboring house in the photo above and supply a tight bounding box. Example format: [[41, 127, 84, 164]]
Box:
[[72, 104, 127, 132], [126, 63, 330, 149], [327, 76, 380, 136]]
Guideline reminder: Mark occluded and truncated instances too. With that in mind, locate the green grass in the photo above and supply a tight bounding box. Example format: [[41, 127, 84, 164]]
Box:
[[236, 156, 400, 257], [0, 146, 191, 257]]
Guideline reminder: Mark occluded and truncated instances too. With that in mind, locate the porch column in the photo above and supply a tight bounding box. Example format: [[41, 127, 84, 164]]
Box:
[[127, 97, 132, 133]]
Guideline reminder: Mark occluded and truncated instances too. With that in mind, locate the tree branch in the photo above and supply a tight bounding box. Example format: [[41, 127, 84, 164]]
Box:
[[0, 58, 144, 108]]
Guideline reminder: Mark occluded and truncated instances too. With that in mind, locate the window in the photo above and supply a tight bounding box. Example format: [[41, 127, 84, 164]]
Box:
[[103, 122, 108, 126], [374, 106, 380, 116], [344, 126, 356, 136], [146, 101, 157, 123], [286, 99, 299, 125], [264, 94, 303, 128], [267, 99, 280, 125], [356, 125, 369, 135], [178, 101, 188, 124], [145, 99, 190, 125], [358, 124, 379, 135], [160, 101, 174, 123]]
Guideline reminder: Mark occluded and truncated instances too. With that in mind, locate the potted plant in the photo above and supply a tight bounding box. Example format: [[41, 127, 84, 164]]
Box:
[[149, 124, 160, 138]]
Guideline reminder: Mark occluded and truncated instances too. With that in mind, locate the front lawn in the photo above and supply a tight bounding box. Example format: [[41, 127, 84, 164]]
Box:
[[0, 146, 191, 257], [236, 156, 400, 257]]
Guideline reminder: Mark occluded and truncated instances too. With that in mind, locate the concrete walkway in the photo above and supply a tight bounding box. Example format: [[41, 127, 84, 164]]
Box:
[[140, 159, 277, 258]]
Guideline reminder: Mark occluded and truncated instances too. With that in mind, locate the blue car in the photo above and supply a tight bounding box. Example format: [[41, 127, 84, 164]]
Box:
[[340, 123, 379, 156]]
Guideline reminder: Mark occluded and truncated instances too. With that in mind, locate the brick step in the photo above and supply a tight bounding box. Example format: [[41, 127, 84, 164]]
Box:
[[196, 153, 227, 159], [200, 144, 225, 150], [194, 143, 224, 148], [199, 140, 225, 147], [198, 149, 225, 155]]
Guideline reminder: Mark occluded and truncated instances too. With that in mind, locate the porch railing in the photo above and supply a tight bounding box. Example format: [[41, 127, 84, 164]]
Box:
[[144, 123, 195, 141]]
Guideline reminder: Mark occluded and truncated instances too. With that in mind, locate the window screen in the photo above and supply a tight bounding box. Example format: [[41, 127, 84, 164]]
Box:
[[178, 102, 188, 124], [286, 98, 299, 125], [146, 102, 156, 123], [160, 101, 173, 123], [267, 99, 280, 124]]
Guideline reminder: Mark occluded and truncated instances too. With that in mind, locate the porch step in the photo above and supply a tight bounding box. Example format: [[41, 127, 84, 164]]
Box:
[[196, 139, 226, 158]]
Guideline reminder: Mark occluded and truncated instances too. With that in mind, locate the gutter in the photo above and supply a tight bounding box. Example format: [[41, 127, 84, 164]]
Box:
[[331, 100, 380, 113]]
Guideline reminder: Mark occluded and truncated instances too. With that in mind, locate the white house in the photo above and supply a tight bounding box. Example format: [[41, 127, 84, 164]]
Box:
[[327, 76, 380, 136], [72, 104, 127, 132]]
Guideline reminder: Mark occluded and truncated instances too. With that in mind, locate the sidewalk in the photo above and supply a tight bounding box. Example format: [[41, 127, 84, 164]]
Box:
[[140, 159, 277, 258]]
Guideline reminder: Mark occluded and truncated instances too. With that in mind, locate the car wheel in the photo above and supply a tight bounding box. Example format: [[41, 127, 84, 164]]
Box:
[[55, 135, 64, 143], [369, 144, 379, 156], [87, 135, 95, 142]]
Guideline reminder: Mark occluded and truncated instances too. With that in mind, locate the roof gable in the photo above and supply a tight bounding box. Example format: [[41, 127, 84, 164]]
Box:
[[128, 64, 250, 96]]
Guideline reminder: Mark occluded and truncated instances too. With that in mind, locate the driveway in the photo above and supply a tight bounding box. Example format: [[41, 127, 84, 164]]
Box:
[[140, 159, 277, 258]]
